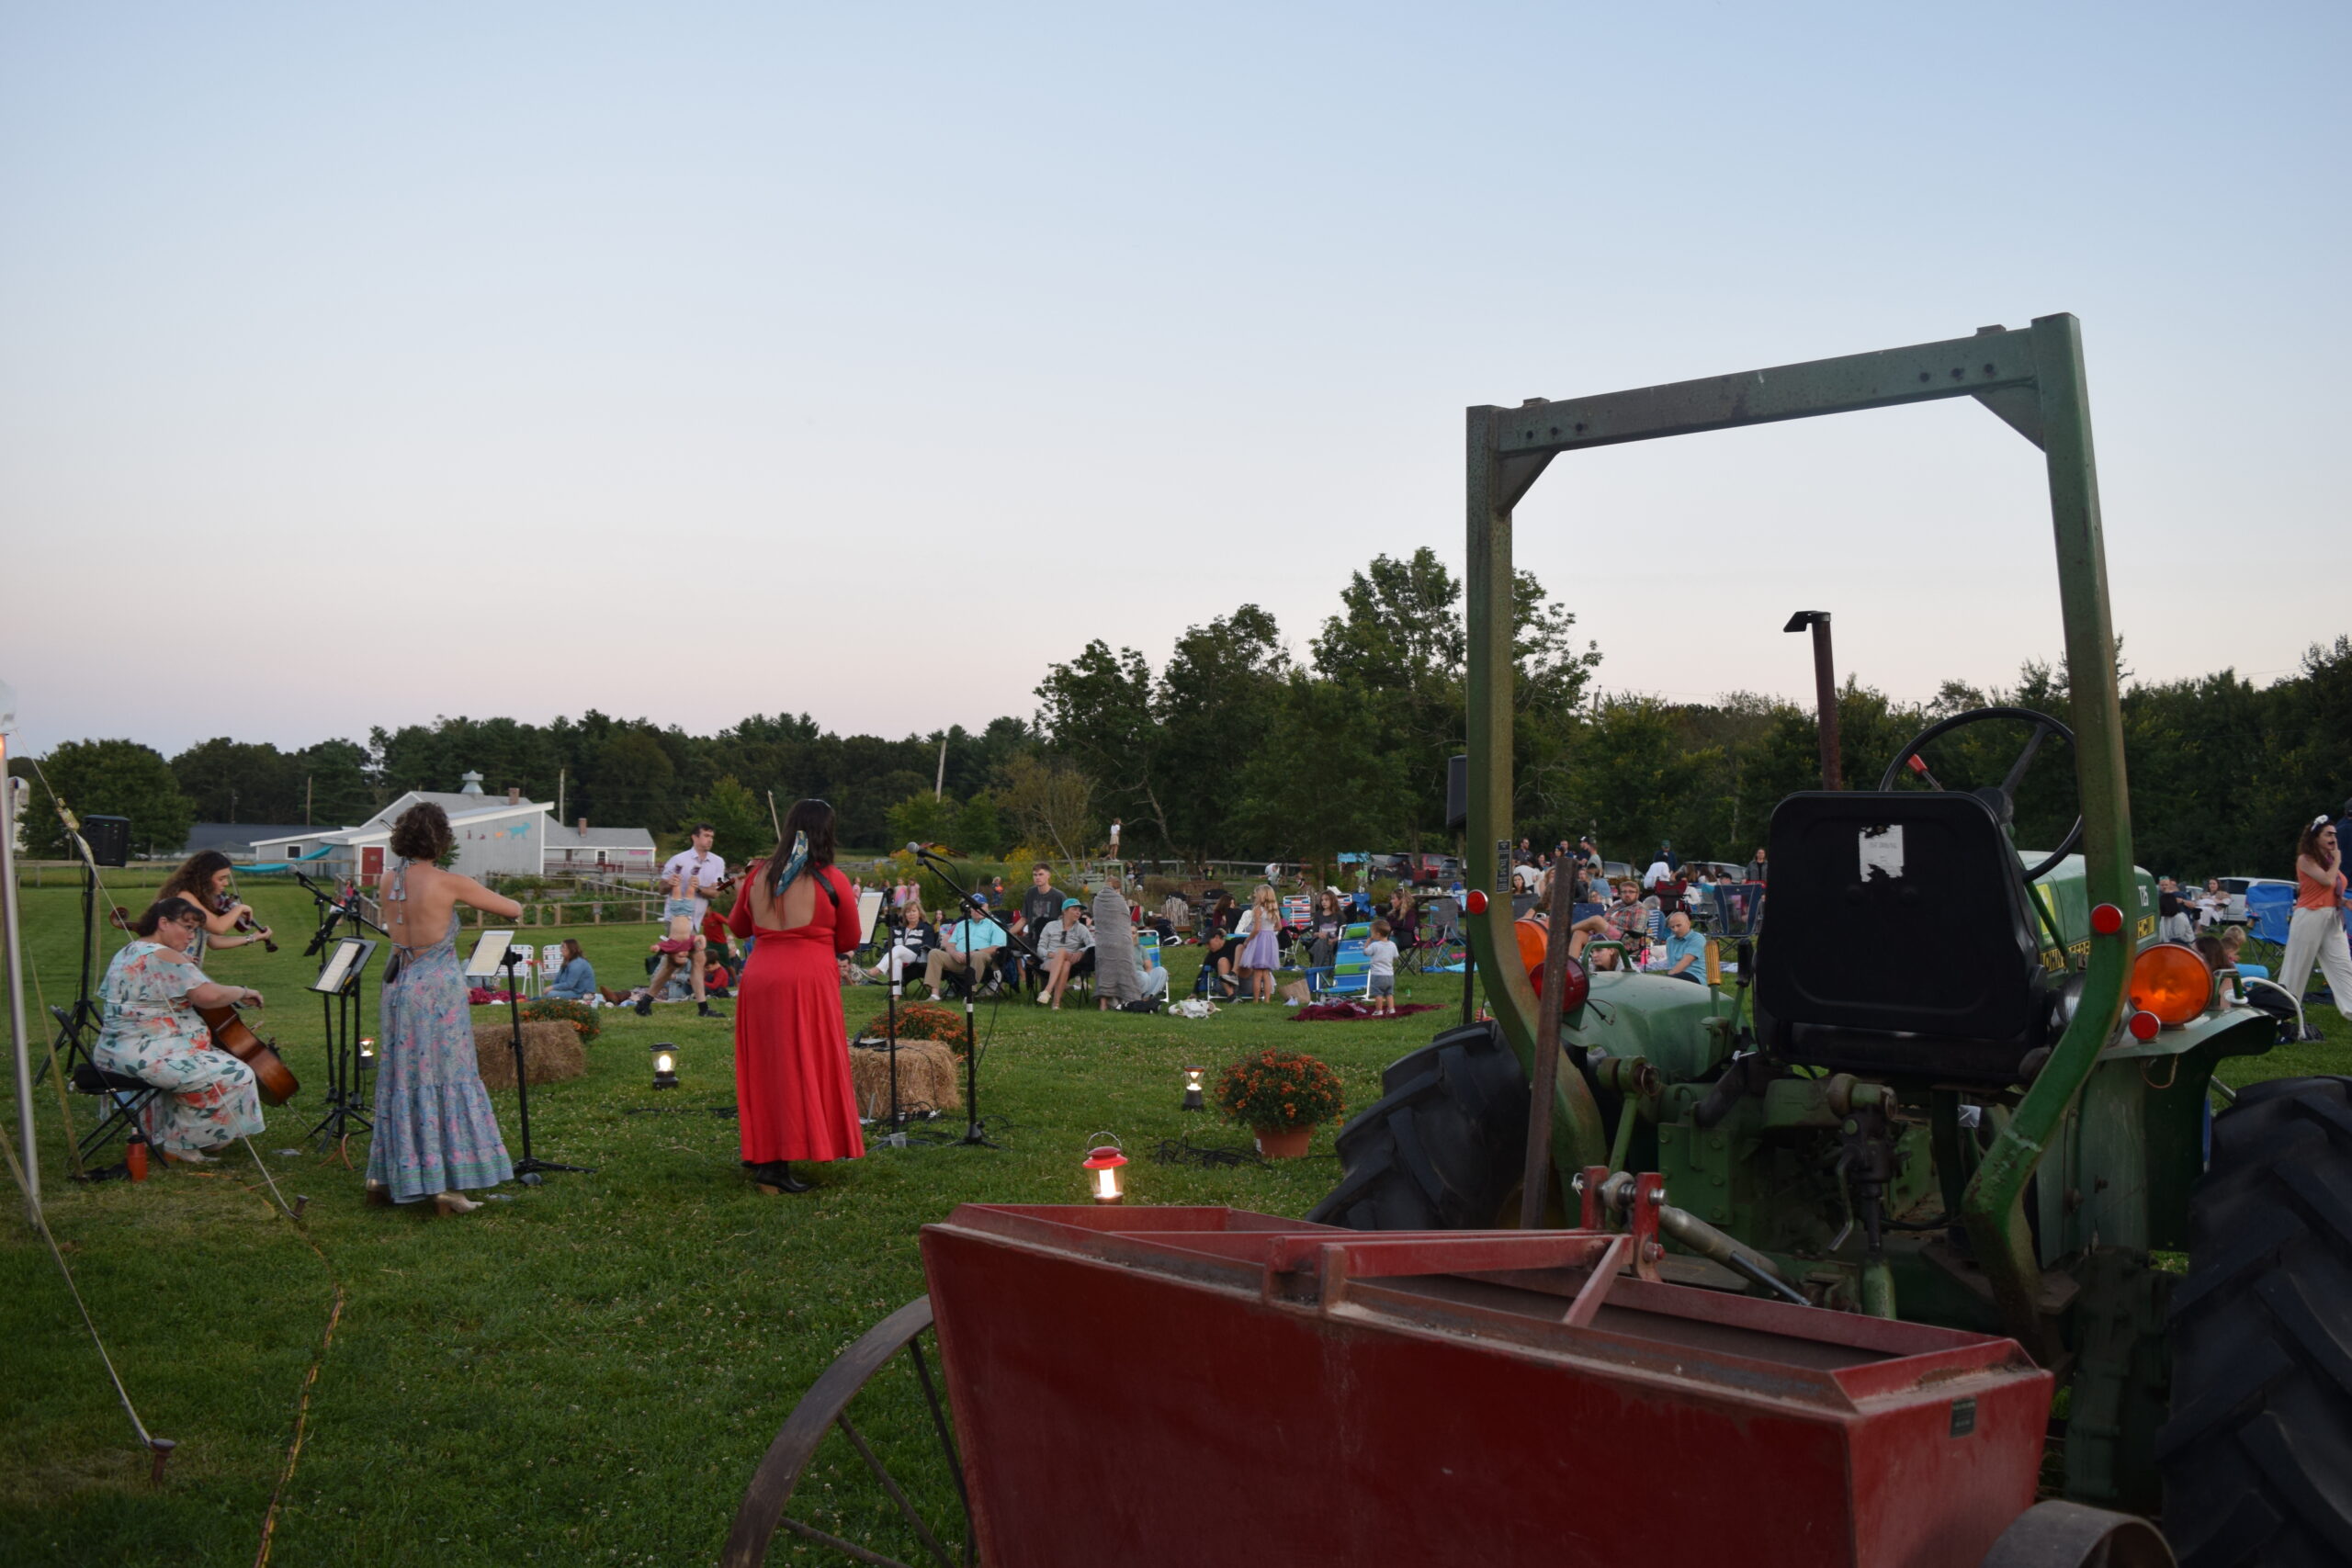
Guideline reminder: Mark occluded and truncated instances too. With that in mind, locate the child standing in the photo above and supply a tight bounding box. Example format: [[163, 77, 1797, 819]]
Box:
[[1364, 919, 1400, 1016]]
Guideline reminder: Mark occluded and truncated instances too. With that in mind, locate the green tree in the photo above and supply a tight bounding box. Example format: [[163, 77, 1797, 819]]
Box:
[[1156, 604, 1289, 859], [888, 793, 957, 850], [1035, 642, 1169, 847], [998, 754, 1095, 864], [1235, 672, 1413, 877], [682, 776, 773, 863], [13, 739, 196, 859], [585, 730, 678, 829], [171, 738, 298, 822]]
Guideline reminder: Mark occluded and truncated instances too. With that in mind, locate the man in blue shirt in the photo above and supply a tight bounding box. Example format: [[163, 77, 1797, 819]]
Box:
[[926, 904, 1008, 998], [1661, 909, 1706, 985]]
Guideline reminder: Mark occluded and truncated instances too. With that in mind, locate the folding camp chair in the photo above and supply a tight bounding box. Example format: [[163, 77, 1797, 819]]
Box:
[[68, 1056, 160, 1164], [1307, 923, 1374, 998], [511, 944, 538, 998]]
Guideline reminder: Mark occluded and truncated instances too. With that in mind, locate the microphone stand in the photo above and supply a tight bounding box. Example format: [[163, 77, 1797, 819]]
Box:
[[910, 847, 1037, 1149]]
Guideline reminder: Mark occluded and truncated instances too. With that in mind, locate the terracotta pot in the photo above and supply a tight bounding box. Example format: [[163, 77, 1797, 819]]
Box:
[[1253, 1126, 1313, 1159]]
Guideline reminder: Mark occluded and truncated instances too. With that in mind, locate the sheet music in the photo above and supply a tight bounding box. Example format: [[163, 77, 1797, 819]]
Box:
[[464, 930, 515, 977]]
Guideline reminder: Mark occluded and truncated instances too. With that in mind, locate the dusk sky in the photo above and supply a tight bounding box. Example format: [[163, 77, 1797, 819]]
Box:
[[4, 3, 2345, 756]]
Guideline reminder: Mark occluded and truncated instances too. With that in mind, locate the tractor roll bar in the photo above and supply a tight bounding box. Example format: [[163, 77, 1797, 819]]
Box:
[[1464, 313, 2134, 1359]]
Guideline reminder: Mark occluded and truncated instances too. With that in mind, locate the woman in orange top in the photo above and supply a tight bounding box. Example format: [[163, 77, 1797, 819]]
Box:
[[2278, 815, 2352, 1026]]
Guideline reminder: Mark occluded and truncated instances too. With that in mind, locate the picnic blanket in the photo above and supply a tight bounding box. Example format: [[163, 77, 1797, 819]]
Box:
[[1291, 1001, 1443, 1022]]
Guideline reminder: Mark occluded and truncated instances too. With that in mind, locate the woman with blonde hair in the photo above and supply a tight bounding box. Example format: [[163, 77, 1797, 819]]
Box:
[[1235, 884, 1283, 1002]]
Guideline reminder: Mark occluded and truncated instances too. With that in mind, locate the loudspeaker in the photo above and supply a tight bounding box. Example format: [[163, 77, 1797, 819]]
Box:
[[82, 815, 130, 868], [1445, 754, 1468, 830]]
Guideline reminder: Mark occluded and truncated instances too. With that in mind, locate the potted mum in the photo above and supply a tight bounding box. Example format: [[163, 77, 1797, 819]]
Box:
[[1214, 1048, 1346, 1158]]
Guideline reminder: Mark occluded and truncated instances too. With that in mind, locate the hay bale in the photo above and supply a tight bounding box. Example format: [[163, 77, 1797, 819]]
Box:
[[849, 1038, 962, 1119], [471, 1020, 587, 1089]]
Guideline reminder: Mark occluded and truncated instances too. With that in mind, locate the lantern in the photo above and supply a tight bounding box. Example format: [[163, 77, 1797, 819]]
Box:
[[651, 1043, 680, 1090], [1181, 1066, 1206, 1112], [1081, 1134, 1127, 1204], [358, 1037, 376, 1063]]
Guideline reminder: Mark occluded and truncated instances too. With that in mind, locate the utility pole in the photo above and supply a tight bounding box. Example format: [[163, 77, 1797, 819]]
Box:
[[305, 775, 312, 826], [1782, 611, 1841, 790], [934, 736, 948, 800]]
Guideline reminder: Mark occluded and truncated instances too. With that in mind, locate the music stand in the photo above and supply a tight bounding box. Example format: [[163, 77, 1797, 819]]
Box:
[[304, 938, 376, 1147], [865, 896, 952, 1151], [911, 850, 1038, 1148], [465, 930, 591, 1182]]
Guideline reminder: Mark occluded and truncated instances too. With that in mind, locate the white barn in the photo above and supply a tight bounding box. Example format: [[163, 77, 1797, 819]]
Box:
[[250, 780, 553, 885], [545, 818, 657, 874]]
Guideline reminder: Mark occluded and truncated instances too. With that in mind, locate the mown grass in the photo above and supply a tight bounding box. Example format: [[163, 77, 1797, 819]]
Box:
[[0, 881, 1479, 1566], [6, 881, 2346, 1565]]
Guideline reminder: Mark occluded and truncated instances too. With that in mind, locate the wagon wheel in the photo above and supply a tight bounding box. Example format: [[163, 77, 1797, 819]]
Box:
[[723, 1297, 973, 1568]]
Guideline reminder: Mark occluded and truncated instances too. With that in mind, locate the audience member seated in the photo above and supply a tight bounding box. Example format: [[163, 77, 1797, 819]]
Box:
[[1035, 899, 1096, 1010], [866, 903, 937, 989], [1193, 930, 1240, 999], [927, 908, 1007, 1000], [1660, 909, 1705, 984], [545, 939, 597, 1000]]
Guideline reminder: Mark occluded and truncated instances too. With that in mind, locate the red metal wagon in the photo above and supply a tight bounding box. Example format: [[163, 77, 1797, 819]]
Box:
[[726, 1202, 2170, 1567]]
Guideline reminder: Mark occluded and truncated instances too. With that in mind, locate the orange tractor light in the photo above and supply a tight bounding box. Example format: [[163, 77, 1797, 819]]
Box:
[[2126, 943, 2212, 1030]]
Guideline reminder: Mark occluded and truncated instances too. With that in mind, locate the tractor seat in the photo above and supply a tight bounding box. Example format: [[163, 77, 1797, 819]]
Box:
[[72, 1063, 153, 1096], [1754, 790, 2051, 1086]]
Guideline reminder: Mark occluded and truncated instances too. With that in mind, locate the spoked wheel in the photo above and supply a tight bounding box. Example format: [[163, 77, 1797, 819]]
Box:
[[723, 1297, 973, 1568]]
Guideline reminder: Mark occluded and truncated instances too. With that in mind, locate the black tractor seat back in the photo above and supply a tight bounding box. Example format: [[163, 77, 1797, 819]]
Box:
[[1755, 790, 2051, 1085]]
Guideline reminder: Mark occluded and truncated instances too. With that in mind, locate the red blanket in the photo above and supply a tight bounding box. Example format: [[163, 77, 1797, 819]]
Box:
[[1291, 1001, 1443, 1022]]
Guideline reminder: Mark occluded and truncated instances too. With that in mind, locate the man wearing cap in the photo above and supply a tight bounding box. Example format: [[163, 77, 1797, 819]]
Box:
[[924, 903, 1008, 1000], [1034, 898, 1096, 1010]]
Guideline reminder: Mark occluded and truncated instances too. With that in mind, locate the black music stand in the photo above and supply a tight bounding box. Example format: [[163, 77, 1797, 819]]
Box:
[[304, 938, 376, 1147], [466, 930, 592, 1183], [865, 896, 954, 1151]]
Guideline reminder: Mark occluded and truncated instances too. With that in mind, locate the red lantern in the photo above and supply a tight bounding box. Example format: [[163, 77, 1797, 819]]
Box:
[[1081, 1135, 1128, 1204]]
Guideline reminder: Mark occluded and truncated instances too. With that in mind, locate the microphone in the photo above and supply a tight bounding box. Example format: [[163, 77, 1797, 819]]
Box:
[[906, 842, 923, 855]]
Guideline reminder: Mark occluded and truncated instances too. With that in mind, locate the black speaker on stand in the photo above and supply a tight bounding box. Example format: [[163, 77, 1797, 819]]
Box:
[[82, 815, 130, 868]]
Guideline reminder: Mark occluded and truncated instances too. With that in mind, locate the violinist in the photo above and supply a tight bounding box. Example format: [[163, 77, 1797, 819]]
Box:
[[90, 897, 266, 1164], [158, 850, 274, 962]]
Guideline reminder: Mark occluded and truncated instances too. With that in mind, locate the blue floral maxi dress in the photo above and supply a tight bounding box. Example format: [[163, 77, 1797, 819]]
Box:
[[91, 942, 265, 1156], [368, 866, 514, 1201]]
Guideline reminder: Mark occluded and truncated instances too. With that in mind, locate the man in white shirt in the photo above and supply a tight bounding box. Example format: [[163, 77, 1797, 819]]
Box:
[[1642, 852, 1674, 892], [641, 824, 729, 1020]]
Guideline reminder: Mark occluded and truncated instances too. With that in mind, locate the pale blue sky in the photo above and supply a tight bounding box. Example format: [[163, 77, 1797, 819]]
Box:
[[4, 2, 2345, 754]]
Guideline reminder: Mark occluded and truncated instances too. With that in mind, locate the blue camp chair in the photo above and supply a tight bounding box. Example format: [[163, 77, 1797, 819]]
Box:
[[1308, 922, 1374, 998]]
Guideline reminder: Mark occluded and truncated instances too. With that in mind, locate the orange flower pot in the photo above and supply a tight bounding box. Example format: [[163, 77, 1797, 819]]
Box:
[[1253, 1126, 1313, 1159]]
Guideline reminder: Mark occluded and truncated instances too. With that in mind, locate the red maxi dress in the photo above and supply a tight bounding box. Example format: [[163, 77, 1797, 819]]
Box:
[[729, 863, 866, 1165]]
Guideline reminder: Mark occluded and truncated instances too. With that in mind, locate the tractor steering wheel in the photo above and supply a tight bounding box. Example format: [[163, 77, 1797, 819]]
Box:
[[1877, 705, 2084, 883]]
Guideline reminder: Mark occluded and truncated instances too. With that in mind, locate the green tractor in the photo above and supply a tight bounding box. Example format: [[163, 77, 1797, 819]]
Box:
[[1309, 317, 2352, 1565]]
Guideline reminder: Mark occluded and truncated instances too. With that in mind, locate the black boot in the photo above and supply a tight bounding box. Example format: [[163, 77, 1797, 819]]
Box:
[[698, 1000, 729, 1020], [753, 1160, 810, 1194]]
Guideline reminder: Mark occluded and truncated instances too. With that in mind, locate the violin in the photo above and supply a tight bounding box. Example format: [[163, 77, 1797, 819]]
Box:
[[220, 894, 279, 953], [108, 905, 300, 1105]]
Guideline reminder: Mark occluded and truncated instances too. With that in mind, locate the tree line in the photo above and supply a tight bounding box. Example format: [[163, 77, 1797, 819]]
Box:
[[10, 547, 2348, 885]]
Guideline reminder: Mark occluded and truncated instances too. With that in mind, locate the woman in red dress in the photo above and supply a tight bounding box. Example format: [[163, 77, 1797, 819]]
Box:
[[727, 798, 866, 1193]]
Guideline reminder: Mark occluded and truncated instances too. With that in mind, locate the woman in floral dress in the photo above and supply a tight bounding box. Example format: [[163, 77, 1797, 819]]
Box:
[[368, 803, 525, 1215], [91, 897, 267, 1163]]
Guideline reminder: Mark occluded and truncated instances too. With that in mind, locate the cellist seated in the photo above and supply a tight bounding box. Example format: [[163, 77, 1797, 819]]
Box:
[[90, 897, 266, 1165]]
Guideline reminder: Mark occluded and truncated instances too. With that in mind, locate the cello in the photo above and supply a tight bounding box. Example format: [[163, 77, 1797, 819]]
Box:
[[109, 904, 300, 1105]]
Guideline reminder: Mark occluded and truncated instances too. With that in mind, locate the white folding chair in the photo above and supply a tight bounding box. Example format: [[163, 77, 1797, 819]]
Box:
[[511, 943, 537, 997]]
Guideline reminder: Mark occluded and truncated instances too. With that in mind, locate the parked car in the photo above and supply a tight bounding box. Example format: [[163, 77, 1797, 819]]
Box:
[[2218, 876, 2294, 925], [1396, 852, 1462, 886]]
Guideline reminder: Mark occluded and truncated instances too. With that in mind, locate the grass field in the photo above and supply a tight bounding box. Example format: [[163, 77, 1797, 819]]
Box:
[[3, 878, 2346, 1566], [0, 879, 1484, 1566]]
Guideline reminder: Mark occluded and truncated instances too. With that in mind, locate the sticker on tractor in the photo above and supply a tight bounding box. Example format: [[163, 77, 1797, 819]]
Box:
[[1950, 1396, 1977, 1438], [1496, 840, 1512, 896], [1859, 824, 1905, 881]]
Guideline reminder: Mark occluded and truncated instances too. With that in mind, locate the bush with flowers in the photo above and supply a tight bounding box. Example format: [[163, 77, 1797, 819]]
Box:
[[1213, 1048, 1346, 1134]]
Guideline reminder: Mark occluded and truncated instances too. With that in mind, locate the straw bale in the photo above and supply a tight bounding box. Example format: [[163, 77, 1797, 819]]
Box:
[[849, 1037, 962, 1119], [471, 1020, 588, 1089]]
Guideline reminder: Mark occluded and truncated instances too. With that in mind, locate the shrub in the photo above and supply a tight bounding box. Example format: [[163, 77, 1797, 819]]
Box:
[[1214, 1048, 1345, 1133], [520, 997, 601, 1043], [855, 1000, 966, 1046]]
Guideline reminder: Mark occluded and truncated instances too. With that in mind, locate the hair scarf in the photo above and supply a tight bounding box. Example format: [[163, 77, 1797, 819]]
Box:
[[772, 830, 810, 897]]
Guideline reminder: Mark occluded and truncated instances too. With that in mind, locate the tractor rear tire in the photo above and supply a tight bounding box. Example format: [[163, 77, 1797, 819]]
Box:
[[1306, 1021, 1529, 1230], [2157, 1075, 2352, 1568]]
